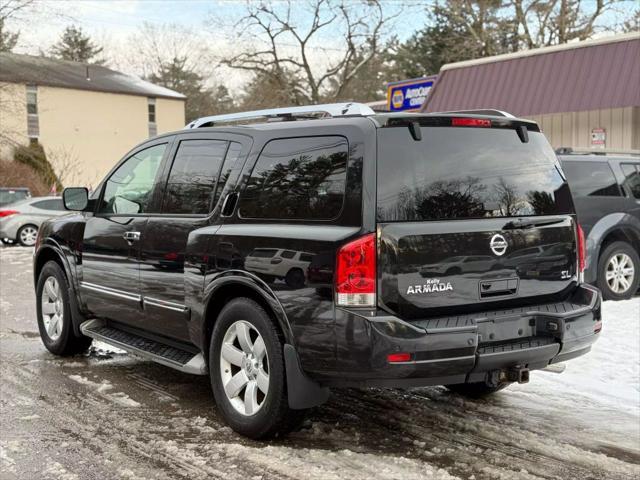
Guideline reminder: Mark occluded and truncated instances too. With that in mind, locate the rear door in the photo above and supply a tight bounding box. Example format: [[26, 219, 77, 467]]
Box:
[[139, 134, 248, 341], [376, 119, 578, 319]]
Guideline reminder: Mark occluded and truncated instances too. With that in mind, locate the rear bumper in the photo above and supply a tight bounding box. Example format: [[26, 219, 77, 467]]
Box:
[[320, 284, 601, 387]]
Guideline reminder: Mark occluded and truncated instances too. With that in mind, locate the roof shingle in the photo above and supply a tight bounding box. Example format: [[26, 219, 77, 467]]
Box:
[[0, 53, 185, 100]]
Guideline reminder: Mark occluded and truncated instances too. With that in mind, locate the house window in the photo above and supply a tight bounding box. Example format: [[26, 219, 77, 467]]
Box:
[[148, 97, 157, 137], [26, 85, 39, 139]]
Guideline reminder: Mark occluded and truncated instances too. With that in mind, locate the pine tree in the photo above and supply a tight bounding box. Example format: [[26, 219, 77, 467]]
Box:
[[50, 25, 104, 64]]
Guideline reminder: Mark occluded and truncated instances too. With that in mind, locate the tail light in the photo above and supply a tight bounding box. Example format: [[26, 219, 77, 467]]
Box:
[[335, 233, 376, 307], [0, 210, 19, 218], [577, 224, 586, 274]]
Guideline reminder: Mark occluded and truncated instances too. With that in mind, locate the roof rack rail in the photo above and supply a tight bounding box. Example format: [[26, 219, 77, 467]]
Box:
[[436, 109, 515, 118], [185, 102, 376, 129], [555, 147, 640, 156]]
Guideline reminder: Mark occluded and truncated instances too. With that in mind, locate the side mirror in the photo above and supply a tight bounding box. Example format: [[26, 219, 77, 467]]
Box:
[[63, 187, 89, 211]]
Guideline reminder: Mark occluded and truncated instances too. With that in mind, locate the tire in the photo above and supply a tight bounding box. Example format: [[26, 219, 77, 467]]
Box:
[[445, 382, 510, 398], [209, 297, 306, 439], [36, 261, 92, 356], [597, 241, 639, 301], [285, 268, 305, 289], [17, 224, 38, 246]]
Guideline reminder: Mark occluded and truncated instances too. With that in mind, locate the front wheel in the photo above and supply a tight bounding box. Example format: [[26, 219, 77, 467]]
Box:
[[209, 298, 306, 439], [445, 382, 510, 398], [597, 241, 639, 301], [36, 261, 92, 356]]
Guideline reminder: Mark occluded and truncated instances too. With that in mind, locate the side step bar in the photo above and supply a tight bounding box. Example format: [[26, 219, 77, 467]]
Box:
[[80, 319, 207, 375]]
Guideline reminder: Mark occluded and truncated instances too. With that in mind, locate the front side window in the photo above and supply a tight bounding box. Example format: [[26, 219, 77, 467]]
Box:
[[163, 140, 228, 214], [239, 136, 348, 220], [561, 161, 622, 197], [621, 163, 640, 199], [100, 144, 166, 214]]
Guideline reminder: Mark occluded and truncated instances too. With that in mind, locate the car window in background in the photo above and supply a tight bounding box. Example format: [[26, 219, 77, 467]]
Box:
[[280, 250, 296, 259], [561, 161, 622, 197], [32, 199, 65, 210], [239, 136, 348, 220], [621, 163, 640, 199], [163, 140, 228, 215], [100, 143, 166, 215], [249, 249, 278, 258], [0, 189, 30, 206]]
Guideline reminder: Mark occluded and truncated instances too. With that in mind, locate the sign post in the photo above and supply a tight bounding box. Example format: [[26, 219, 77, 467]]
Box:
[[386, 76, 437, 112]]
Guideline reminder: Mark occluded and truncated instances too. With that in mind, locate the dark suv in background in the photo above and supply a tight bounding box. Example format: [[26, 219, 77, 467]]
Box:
[[558, 150, 640, 300], [33, 104, 602, 439]]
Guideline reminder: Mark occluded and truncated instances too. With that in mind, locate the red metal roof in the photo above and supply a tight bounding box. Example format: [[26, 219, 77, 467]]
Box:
[[421, 33, 640, 116]]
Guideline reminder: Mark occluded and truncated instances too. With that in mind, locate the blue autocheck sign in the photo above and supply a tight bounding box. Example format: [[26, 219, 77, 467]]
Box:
[[386, 76, 437, 112]]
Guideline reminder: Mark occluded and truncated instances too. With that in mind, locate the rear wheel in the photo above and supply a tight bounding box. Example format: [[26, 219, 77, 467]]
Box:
[[18, 224, 38, 246], [597, 241, 639, 301], [285, 268, 305, 288], [445, 382, 510, 398], [209, 297, 306, 439], [36, 261, 92, 356]]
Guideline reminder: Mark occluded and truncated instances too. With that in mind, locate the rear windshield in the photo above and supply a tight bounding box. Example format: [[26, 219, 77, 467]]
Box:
[[0, 190, 29, 205], [377, 127, 573, 222]]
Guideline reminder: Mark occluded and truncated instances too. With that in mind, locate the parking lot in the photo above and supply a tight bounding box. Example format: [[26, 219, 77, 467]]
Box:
[[1, 245, 639, 480]]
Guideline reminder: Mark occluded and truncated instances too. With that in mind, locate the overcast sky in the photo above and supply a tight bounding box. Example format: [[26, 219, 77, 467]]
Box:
[[5, 0, 636, 88]]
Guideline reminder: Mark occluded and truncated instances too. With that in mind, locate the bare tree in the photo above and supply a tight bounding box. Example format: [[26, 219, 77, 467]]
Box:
[[221, 0, 402, 104], [510, 0, 623, 48]]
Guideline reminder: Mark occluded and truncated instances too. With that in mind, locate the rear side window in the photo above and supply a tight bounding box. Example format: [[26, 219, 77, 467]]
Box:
[[163, 140, 228, 214], [561, 161, 621, 197], [32, 199, 64, 210], [280, 250, 296, 259], [239, 136, 348, 220], [377, 127, 573, 221], [621, 163, 640, 199], [250, 249, 278, 258]]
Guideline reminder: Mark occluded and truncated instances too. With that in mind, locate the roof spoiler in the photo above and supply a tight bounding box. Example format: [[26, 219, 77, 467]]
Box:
[[185, 102, 376, 129], [434, 109, 515, 118]]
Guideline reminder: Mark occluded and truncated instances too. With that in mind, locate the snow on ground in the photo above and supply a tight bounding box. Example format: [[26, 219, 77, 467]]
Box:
[[1, 245, 639, 480]]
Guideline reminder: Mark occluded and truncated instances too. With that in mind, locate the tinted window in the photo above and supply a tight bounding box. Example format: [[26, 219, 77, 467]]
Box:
[[250, 249, 278, 258], [163, 140, 228, 214], [299, 253, 314, 262], [561, 161, 621, 197], [280, 250, 296, 259], [239, 136, 348, 220], [32, 199, 64, 210], [621, 163, 640, 199], [212, 142, 243, 209], [377, 127, 573, 221], [100, 144, 166, 214]]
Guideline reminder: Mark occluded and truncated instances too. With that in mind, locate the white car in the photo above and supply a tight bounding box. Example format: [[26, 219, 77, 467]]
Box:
[[245, 248, 314, 288]]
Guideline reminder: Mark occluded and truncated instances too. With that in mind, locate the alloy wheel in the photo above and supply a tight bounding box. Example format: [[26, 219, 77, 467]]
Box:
[[219, 320, 270, 416], [41, 276, 64, 340], [20, 226, 38, 246], [605, 253, 635, 294]]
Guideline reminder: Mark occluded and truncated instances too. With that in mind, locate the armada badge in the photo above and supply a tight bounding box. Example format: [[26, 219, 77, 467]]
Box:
[[406, 278, 453, 295]]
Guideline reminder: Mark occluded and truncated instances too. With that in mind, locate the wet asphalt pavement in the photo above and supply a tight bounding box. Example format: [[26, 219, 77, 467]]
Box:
[[1, 245, 639, 480]]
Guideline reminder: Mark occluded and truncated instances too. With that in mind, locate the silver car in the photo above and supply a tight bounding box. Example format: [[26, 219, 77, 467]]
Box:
[[0, 196, 68, 246]]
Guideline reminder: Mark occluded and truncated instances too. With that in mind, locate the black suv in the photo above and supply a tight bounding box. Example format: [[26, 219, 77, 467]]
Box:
[[559, 151, 640, 300], [33, 105, 602, 439]]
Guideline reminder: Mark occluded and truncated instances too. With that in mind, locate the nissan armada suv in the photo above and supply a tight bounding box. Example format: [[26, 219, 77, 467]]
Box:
[[33, 104, 602, 439]]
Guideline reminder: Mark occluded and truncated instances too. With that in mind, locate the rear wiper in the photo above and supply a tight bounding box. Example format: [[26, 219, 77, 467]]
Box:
[[502, 218, 565, 230]]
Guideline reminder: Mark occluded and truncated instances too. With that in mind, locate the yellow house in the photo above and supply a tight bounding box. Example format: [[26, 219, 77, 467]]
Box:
[[0, 53, 186, 188]]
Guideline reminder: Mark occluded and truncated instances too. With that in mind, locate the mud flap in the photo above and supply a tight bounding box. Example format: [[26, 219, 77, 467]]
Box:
[[284, 344, 330, 409]]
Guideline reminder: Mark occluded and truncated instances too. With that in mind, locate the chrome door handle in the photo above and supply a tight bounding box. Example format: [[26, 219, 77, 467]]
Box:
[[123, 231, 141, 242]]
